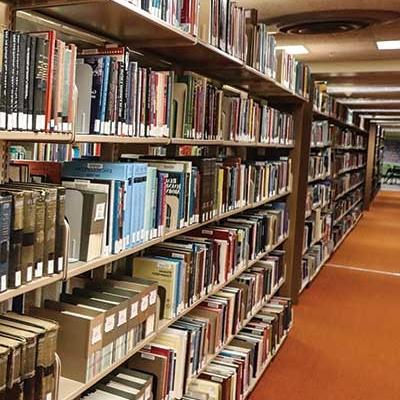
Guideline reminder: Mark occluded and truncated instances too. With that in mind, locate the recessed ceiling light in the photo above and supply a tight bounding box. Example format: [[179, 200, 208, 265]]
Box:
[[376, 40, 400, 50], [275, 45, 309, 55]]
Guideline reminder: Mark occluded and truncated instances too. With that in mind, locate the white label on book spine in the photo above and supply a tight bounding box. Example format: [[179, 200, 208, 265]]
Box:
[[149, 290, 157, 305], [94, 202, 106, 221], [141, 295, 149, 312], [45, 393, 52, 400], [104, 315, 115, 333], [117, 308, 127, 327], [0, 112, 6, 128], [145, 314, 155, 337], [36, 115, 45, 131], [27, 115, 33, 130], [0, 275, 6, 292], [35, 262, 43, 278], [145, 385, 151, 400], [94, 120, 100, 133], [15, 271, 21, 287], [91, 325, 102, 345], [130, 302, 138, 319], [57, 257, 64, 272], [27, 266, 33, 282], [48, 259, 54, 275]]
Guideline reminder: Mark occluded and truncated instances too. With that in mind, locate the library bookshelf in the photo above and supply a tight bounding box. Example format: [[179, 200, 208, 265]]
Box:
[[0, 1, 320, 399], [300, 98, 369, 293]]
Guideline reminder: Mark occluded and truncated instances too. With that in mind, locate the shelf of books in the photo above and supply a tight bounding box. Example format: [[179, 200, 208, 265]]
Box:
[[301, 83, 368, 293], [0, 2, 314, 399]]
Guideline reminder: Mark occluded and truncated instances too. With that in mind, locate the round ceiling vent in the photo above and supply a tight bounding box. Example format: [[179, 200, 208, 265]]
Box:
[[265, 10, 400, 35], [280, 20, 371, 35]]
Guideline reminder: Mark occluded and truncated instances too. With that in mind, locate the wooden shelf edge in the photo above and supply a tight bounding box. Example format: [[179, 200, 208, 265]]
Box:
[[0, 273, 64, 303], [0, 131, 74, 143]]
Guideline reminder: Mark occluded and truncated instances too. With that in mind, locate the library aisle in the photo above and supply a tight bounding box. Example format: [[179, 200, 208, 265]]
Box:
[[250, 191, 400, 400]]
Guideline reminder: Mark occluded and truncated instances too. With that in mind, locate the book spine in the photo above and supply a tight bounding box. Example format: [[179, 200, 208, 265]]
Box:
[[45, 31, 56, 132], [17, 33, 27, 131], [0, 30, 9, 129], [0, 197, 11, 292], [7, 31, 16, 130], [27, 36, 36, 131], [99, 56, 111, 134]]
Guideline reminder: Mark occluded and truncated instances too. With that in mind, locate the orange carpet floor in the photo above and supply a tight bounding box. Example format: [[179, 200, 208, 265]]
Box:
[[328, 191, 400, 273], [249, 191, 400, 400]]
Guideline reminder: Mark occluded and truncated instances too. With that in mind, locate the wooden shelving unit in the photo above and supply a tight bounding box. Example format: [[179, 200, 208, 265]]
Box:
[[301, 99, 369, 294], [0, 2, 314, 399]]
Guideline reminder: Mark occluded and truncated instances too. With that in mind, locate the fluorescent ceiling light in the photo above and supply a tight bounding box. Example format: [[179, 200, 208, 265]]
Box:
[[350, 109, 400, 113], [328, 86, 400, 94], [276, 45, 309, 55], [377, 40, 400, 50], [338, 99, 400, 105]]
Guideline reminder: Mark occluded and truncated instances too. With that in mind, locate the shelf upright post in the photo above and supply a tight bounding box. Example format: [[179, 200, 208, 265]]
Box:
[[364, 123, 377, 210], [281, 100, 312, 303]]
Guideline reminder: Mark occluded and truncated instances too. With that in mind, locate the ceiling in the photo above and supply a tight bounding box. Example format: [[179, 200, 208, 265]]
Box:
[[240, 0, 400, 130]]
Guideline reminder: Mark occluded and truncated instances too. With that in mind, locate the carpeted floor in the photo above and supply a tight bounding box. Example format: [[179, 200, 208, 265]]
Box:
[[249, 191, 400, 400]]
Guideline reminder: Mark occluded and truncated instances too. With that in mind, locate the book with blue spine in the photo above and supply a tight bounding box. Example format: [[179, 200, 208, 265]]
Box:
[[99, 56, 111, 134], [62, 161, 131, 253]]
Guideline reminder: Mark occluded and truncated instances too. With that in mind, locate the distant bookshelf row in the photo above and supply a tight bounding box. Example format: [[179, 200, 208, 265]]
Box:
[[301, 82, 368, 292]]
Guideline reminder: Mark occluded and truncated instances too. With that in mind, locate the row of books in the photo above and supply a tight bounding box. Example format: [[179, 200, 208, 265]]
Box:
[[0, 182, 65, 293], [332, 207, 362, 247], [138, 0, 198, 35], [31, 275, 158, 383], [333, 172, 364, 200], [136, 250, 286, 400], [0, 30, 300, 141], [305, 181, 331, 216], [245, 9, 276, 76], [276, 51, 311, 99], [76, 47, 173, 138], [304, 210, 332, 253], [311, 120, 331, 147], [301, 241, 331, 290], [82, 294, 292, 400], [187, 297, 292, 400], [0, 30, 76, 133], [333, 188, 363, 225], [61, 157, 291, 260], [333, 152, 366, 176], [308, 149, 331, 181], [0, 312, 59, 400], [333, 129, 366, 149], [131, 202, 289, 321]]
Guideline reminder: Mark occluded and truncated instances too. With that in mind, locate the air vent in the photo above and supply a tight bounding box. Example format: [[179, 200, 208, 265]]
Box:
[[266, 10, 400, 35], [280, 20, 370, 35]]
